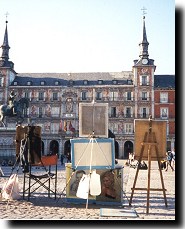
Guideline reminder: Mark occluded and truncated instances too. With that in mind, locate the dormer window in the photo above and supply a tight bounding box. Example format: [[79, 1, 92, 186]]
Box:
[[55, 81, 59, 86], [127, 79, 132, 85], [112, 80, 117, 85], [83, 80, 88, 85], [27, 81, 32, 86], [98, 80, 103, 85], [69, 80, 73, 86], [40, 81, 45, 86], [13, 81, 18, 86]]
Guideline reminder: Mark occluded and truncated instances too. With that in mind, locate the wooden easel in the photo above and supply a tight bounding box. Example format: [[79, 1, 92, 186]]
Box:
[[129, 119, 168, 214]]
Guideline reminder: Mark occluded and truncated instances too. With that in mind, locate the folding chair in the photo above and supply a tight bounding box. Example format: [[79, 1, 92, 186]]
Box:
[[23, 154, 58, 200]]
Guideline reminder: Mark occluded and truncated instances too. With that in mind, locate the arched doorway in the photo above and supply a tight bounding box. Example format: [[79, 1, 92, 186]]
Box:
[[64, 140, 71, 156], [124, 141, 133, 159], [49, 140, 59, 155]]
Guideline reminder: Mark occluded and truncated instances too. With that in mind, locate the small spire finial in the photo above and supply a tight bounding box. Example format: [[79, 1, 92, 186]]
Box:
[[5, 12, 9, 23], [141, 7, 147, 19]]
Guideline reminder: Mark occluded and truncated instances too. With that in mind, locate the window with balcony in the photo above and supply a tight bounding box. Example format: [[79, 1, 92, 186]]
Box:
[[127, 91, 132, 101], [111, 107, 116, 117], [142, 108, 147, 118], [81, 91, 87, 100], [160, 92, 168, 103], [24, 92, 30, 100], [140, 75, 148, 86], [53, 92, 58, 101], [161, 108, 168, 119], [126, 107, 131, 117], [142, 92, 148, 100], [38, 92, 44, 100], [39, 107, 43, 118], [125, 123, 133, 134], [96, 91, 102, 100]]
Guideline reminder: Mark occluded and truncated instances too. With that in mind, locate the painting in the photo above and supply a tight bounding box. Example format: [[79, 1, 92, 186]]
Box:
[[65, 163, 123, 204], [134, 119, 167, 161]]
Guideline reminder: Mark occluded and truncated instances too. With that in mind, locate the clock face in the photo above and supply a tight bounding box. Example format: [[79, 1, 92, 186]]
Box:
[[142, 59, 148, 65]]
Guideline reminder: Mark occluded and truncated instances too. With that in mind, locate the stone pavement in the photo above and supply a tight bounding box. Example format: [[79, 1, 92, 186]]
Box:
[[0, 160, 175, 220]]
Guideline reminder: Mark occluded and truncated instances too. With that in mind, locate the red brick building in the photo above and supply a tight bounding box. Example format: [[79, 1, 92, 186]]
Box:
[[154, 75, 175, 150]]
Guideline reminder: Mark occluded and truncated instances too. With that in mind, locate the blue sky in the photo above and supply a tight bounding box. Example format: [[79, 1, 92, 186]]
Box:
[[0, 0, 175, 74]]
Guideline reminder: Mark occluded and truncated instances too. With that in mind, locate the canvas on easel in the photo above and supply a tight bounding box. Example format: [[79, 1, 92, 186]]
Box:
[[129, 118, 168, 214], [79, 103, 108, 138], [134, 119, 167, 161]]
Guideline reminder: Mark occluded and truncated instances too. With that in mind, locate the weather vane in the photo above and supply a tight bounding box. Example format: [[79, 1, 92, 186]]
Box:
[[5, 12, 9, 22], [141, 7, 147, 18]]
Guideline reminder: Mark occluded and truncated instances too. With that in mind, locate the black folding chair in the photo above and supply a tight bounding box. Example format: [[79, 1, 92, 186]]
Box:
[[23, 154, 58, 200]]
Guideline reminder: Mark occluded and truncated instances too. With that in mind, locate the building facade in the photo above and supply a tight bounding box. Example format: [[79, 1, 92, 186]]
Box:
[[0, 17, 175, 162]]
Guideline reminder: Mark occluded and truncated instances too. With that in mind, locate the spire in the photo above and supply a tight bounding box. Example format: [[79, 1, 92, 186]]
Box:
[[1, 20, 10, 61], [0, 18, 14, 69], [139, 14, 149, 59]]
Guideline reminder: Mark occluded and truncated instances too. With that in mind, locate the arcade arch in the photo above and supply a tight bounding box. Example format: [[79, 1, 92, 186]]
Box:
[[124, 140, 133, 159]]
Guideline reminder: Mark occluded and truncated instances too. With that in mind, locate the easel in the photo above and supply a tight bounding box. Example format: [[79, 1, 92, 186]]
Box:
[[129, 118, 168, 214]]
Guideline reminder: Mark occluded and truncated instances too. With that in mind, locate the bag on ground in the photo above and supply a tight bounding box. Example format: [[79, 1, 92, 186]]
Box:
[[2, 174, 21, 200]]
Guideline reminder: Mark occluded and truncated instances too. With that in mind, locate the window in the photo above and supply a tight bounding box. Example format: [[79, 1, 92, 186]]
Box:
[[161, 108, 168, 119], [127, 91, 132, 101], [83, 80, 88, 85], [160, 92, 168, 103], [126, 107, 131, 117], [0, 78, 2, 87], [38, 92, 44, 100], [39, 107, 43, 118], [142, 92, 147, 100], [127, 79, 132, 85], [142, 108, 147, 118], [96, 92, 102, 100], [69, 80, 73, 86], [27, 81, 32, 86], [140, 75, 148, 86], [112, 80, 117, 85], [40, 81, 45, 86], [125, 123, 133, 134], [98, 80, 103, 85], [13, 81, 18, 86], [53, 92, 58, 101], [110, 91, 118, 101], [111, 107, 116, 117], [55, 81, 59, 86], [25, 92, 30, 100], [82, 91, 87, 100]]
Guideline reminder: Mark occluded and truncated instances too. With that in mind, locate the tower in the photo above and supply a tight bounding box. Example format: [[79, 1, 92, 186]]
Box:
[[133, 14, 156, 119], [0, 20, 16, 104]]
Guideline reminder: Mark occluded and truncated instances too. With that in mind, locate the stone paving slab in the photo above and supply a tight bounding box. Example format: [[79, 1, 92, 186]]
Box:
[[0, 160, 175, 220]]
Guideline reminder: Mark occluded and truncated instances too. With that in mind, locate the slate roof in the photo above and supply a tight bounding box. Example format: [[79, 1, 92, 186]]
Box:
[[154, 75, 175, 89], [11, 72, 175, 88], [12, 72, 133, 87]]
